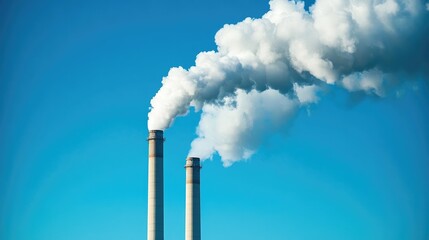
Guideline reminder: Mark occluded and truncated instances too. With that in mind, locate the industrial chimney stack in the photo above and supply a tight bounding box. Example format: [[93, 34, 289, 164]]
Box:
[[185, 157, 201, 240], [147, 130, 164, 240]]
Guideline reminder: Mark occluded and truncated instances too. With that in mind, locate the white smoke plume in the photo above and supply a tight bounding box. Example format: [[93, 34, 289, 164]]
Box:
[[148, 0, 429, 166], [190, 89, 299, 166]]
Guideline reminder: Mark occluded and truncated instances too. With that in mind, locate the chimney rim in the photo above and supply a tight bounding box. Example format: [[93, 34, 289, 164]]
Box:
[[147, 130, 165, 141], [185, 157, 202, 168], [149, 129, 164, 133]]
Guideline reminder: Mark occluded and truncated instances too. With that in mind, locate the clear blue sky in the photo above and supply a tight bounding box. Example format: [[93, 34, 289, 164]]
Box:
[[1, 0, 428, 239]]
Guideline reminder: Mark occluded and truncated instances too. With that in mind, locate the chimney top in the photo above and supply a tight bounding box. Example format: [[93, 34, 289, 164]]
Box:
[[149, 129, 163, 133], [148, 130, 164, 141], [185, 157, 201, 168]]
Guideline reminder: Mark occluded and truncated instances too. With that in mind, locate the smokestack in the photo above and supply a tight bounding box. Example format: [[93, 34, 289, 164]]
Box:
[[147, 130, 164, 240], [185, 157, 201, 240]]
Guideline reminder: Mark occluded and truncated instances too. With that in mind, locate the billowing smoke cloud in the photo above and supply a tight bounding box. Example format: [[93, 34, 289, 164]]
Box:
[[190, 89, 299, 166], [148, 0, 429, 166]]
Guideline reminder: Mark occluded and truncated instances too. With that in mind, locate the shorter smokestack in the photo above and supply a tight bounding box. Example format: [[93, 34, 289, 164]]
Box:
[[185, 157, 201, 240]]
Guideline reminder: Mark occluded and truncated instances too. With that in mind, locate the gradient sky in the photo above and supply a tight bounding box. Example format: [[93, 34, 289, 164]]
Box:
[[1, 0, 428, 240]]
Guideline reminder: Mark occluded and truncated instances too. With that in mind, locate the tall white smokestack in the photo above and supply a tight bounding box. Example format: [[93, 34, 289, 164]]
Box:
[[147, 130, 164, 240], [185, 157, 201, 240]]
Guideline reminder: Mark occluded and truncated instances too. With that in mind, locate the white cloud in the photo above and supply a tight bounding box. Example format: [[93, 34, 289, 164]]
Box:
[[189, 89, 298, 166], [294, 84, 320, 104], [342, 69, 385, 96], [148, 0, 429, 165]]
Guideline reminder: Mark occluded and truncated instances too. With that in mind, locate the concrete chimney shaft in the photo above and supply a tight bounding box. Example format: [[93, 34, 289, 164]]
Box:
[[185, 157, 201, 240], [147, 130, 164, 240]]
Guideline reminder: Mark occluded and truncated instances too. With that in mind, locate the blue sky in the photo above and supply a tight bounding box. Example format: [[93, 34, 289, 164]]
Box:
[[1, 0, 428, 239]]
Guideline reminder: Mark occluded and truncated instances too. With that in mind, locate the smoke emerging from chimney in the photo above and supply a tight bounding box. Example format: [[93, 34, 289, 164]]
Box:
[[148, 0, 429, 166]]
